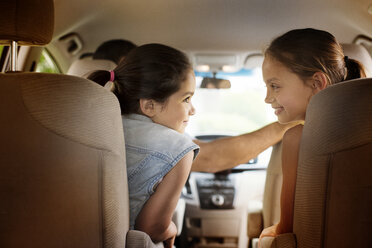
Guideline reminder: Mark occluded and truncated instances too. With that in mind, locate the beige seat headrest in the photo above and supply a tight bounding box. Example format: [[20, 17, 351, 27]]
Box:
[[0, 0, 54, 46], [342, 43, 372, 77], [67, 59, 117, 78]]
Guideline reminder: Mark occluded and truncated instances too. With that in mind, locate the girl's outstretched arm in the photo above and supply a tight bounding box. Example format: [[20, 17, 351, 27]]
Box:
[[134, 151, 194, 246], [192, 121, 299, 173]]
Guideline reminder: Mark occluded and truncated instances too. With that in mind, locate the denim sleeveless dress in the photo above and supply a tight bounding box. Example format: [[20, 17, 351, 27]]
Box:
[[122, 114, 199, 229]]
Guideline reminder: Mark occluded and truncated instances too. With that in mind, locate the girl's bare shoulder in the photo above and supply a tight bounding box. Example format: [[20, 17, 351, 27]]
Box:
[[283, 124, 304, 147]]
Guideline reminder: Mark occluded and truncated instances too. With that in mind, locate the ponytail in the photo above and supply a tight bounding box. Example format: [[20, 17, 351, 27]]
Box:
[[344, 57, 367, 81], [87, 43, 192, 115], [88, 70, 112, 87], [265, 28, 369, 86]]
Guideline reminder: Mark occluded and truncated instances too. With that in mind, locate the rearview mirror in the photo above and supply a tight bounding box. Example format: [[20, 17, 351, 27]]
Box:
[[200, 77, 231, 89]]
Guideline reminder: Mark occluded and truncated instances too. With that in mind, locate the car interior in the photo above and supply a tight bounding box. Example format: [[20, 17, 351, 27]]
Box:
[[0, 0, 371, 248]]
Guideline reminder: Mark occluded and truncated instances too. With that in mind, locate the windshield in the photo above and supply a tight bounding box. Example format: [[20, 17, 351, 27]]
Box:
[[186, 68, 276, 137]]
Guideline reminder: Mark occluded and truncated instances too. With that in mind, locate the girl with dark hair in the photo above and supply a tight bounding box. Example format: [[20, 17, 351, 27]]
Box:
[[89, 43, 199, 247], [93, 39, 137, 64], [259, 28, 366, 242]]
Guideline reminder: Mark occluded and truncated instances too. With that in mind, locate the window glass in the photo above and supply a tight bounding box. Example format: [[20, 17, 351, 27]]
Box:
[[186, 68, 276, 169], [186, 68, 276, 137], [0, 45, 8, 72], [35, 49, 61, 73]]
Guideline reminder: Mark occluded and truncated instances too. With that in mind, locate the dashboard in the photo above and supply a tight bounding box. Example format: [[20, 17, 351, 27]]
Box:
[[177, 134, 269, 247]]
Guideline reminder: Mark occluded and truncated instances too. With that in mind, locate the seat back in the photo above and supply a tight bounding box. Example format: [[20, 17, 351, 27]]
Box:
[[0, 74, 129, 248], [67, 58, 117, 77], [67, 58, 117, 89], [0, 0, 129, 247], [262, 141, 283, 228], [293, 78, 372, 248]]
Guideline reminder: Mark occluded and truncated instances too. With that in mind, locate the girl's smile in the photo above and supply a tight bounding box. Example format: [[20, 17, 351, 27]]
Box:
[[272, 106, 284, 115]]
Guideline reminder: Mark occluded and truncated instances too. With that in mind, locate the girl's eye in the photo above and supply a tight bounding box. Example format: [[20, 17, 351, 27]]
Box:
[[184, 96, 191, 103], [271, 84, 279, 90]]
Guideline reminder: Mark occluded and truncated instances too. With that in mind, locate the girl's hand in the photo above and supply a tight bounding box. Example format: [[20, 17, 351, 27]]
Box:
[[258, 224, 278, 247]]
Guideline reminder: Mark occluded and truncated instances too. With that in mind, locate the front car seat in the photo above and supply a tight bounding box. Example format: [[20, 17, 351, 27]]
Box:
[[67, 58, 117, 89], [0, 0, 160, 247], [67, 58, 117, 78], [247, 141, 282, 246]]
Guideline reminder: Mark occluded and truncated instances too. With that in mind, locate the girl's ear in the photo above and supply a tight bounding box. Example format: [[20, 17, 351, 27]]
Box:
[[311, 72, 328, 93], [139, 99, 156, 117]]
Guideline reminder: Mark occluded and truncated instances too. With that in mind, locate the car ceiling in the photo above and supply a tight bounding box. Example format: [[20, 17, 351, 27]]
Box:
[[51, 0, 372, 70], [53, 0, 372, 51]]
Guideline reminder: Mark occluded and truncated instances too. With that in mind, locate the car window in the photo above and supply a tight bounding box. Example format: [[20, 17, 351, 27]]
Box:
[[187, 68, 276, 170], [35, 48, 61, 73], [0, 45, 6, 71], [186, 68, 276, 137]]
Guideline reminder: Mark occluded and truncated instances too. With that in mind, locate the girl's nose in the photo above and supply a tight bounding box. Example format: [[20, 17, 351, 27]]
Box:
[[189, 103, 196, 116], [265, 90, 274, 104]]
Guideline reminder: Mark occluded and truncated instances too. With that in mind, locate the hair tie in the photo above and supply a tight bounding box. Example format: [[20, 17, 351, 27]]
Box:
[[344, 56, 349, 63], [109, 70, 115, 82]]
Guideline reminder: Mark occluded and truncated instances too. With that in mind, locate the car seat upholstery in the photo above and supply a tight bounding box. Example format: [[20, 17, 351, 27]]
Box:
[[0, 73, 129, 248], [260, 78, 372, 248], [247, 141, 282, 241], [67, 58, 117, 89], [67, 58, 117, 77], [0, 0, 160, 247]]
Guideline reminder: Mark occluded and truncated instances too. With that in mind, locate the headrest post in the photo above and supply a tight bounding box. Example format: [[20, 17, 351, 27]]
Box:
[[10, 41, 18, 71]]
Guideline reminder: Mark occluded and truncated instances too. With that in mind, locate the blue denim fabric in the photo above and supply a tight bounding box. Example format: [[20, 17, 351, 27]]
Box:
[[122, 114, 199, 229]]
